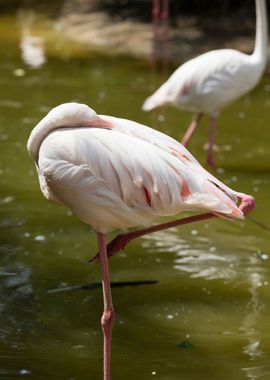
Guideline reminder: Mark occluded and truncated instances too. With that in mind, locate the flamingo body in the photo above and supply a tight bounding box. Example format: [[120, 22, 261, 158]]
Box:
[[27, 102, 255, 380], [143, 0, 268, 166], [28, 103, 245, 234], [143, 48, 265, 114]]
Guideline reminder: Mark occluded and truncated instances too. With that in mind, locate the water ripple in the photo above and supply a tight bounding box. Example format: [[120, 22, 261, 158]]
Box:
[[242, 364, 270, 380]]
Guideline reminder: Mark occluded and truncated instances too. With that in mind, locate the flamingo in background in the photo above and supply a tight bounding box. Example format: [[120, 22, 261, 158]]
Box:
[[143, 0, 268, 167], [27, 102, 255, 380]]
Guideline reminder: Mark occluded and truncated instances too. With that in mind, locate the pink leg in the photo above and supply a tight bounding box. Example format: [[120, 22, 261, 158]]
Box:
[[207, 114, 217, 168], [151, 0, 160, 70], [97, 232, 115, 380], [91, 212, 215, 262], [181, 113, 203, 147], [91, 193, 255, 263], [161, 0, 169, 73]]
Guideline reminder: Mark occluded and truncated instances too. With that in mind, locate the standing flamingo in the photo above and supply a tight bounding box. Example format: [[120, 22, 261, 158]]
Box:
[[143, 0, 268, 167], [27, 102, 255, 380]]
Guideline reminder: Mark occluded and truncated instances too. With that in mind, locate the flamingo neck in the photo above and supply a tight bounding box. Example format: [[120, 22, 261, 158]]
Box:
[[27, 118, 75, 163], [27, 103, 98, 163], [252, 0, 268, 68]]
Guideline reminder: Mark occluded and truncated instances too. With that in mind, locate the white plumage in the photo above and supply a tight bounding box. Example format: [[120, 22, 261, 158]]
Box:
[[28, 102, 244, 233], [27, 102, 255, 380], [143, 0, 268, 166], [143, 48, 266, 114]]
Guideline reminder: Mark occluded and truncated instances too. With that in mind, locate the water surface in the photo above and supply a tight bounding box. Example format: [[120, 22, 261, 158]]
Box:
[[0, 13, 270, 380]]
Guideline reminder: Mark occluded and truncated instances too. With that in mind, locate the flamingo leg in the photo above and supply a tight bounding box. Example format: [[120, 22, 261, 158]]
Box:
[[181, 113, 203, 147], [161, 0, 169, 73], [97, 232, 115, 380], [152, 0, 160, 69], [207, 114, 217, 168], [91, 193, 255, 263], [90, 212, 214, 262]]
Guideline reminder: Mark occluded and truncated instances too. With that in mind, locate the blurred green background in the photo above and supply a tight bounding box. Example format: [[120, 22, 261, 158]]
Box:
[[0, 2, 270, 380]]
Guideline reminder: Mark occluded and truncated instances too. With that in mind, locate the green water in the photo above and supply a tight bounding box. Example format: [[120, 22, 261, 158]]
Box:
[[0, 14, 270, 380]]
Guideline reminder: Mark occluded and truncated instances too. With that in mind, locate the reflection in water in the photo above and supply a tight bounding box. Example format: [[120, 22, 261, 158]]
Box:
[[242, 365, 270, 380], [0, 11, 269, 376], [0, 262, 34, 378], [241, 273, 264, 361], [20, 35, 46, 68], [142, 228, 238, 280], [0, 262, 33, 338], [241, 273, 270, 380], [1, 262, 32, 294], [19, 11, 46, 68], [143, 228, 270, 379]]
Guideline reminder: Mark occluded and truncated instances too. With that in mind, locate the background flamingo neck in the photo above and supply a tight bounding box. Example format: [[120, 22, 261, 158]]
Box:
[[252, 0, 268, 68]]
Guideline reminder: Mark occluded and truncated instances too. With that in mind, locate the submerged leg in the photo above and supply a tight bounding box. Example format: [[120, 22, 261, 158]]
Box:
[[97, 232, 115, 380], [181, 113, 203, 147], [207, 114, 217, 168]]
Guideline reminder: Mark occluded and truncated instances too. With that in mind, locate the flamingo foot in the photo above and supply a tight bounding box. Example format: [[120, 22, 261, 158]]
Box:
[[238, 194, 256, 216]]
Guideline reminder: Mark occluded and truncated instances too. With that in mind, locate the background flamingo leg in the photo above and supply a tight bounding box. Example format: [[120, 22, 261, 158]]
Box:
[[181, 113, 203, 147], [207, 114, 217, 168], [151, 0, 160, 69], [161, 0, 169, 73], [97, 232, 115, 380]]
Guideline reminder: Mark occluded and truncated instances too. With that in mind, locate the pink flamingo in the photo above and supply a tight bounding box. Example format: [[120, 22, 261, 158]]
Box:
[[27, 102, 255, 380], [143, 0, 268, 167]]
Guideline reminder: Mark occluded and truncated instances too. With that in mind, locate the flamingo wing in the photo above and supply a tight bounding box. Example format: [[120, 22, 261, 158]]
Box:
[[180, 50, 257, 110], [36, 106, 243, 233], [99, 113, 240, 200], [144, 49, 260, 113]]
